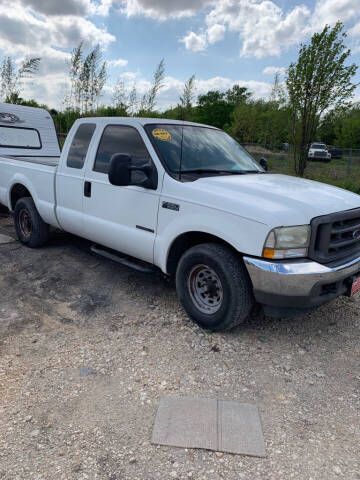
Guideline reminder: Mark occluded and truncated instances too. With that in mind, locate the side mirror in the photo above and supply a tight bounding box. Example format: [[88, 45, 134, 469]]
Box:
[[259, 157, 268, 171], [109, 154, 131, 186], [108, 153, 158, 190]]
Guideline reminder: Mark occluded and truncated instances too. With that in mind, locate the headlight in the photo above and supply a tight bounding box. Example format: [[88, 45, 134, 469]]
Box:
[[263, 225, 311, 259]]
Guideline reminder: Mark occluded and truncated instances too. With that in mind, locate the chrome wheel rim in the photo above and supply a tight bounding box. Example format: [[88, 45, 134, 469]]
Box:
[[188, 264, 223, 314], [19, 209, 32, 237]]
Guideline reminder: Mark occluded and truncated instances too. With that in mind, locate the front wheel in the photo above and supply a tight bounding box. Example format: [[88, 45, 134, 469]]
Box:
[[176, 243, 254, 331], [14, 197, 49, 247]]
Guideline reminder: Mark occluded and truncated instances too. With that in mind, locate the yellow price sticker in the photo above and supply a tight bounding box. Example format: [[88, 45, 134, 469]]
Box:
[[152, 128, 172, 141]]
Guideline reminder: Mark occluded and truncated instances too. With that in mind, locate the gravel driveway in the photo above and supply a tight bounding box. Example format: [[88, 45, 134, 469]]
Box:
[[0, 212, 359, 480]]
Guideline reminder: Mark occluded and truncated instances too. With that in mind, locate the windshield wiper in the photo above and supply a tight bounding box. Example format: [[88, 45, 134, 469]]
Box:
[[175, 169, 264, 175]]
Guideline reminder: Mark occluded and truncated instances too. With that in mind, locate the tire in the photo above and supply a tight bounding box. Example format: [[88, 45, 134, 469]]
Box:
[[14, 197, 49, 247], [176, 243, 254, 331]]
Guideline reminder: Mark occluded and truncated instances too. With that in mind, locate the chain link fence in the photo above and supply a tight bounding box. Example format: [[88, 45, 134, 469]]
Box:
[[242, 143, 360, 194]]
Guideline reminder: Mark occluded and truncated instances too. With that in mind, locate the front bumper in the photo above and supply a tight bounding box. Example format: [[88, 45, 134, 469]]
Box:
[[243, 254, 360, 317]]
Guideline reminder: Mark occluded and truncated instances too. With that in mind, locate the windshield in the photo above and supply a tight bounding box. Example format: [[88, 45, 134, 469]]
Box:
[[145, 124, 262, 177], [311, 144, 327, 149]]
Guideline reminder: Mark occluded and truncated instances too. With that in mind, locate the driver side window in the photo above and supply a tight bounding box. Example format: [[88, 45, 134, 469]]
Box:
[[94, 125, 152, 181]]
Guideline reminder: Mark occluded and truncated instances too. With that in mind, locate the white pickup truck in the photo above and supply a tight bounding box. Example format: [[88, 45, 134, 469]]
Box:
[[1, 104, 360, 331]]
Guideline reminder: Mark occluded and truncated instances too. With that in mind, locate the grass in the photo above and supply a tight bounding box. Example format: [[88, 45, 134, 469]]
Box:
[[251, 151, 360, 195]]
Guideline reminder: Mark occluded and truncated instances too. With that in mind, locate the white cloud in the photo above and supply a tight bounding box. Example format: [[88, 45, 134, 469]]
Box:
[[311, 0, 359, 28], [205, 1, 311, 58], [0, 0, 116, 108], [263, 66, 286, 76], [181, 23, 226, 52], [181, 32, 208, 52], [117, 0, 213, 20], [108, 58, 129, 68], [106, 71, 272, 111], [207, 24, 225, 44], [0, 1, 115, 58], [18, 0, 114, 17]]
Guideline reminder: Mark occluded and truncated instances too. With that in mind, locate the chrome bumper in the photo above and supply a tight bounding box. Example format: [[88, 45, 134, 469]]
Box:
[[243, 254, 360, 311]]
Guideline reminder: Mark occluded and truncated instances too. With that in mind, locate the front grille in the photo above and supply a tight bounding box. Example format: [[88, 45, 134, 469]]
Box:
[[314, 151, 327, 158], [309, 208, 360, 264]]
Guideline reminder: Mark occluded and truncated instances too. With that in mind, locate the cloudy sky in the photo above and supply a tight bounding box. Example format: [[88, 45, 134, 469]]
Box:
[[1, 0, 360, 110]]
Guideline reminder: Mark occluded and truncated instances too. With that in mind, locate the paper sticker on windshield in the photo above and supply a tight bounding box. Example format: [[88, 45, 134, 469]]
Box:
[[152, 128, 172, 142]]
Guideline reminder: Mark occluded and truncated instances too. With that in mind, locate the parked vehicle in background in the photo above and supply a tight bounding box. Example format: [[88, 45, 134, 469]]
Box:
[[1, 104, 360, 331], [308, 143, 331, 162], [329, 146, 343, 159]]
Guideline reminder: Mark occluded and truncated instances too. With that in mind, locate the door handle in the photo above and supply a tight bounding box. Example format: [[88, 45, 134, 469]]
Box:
[[84, 181, 92, 198]]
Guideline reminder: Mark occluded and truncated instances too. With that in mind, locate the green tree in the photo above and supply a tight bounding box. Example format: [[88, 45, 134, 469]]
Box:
[[140, 59, 165, 114], [286, 22, 358, 176], [231, 100, 291, 146], [0, 56, 41, 103], [193, 86, 251, 130], [334, 105, 360, 148], [225, 85, 251, 105], [65, 43, 107, 114], [179, 74, 196, 120]]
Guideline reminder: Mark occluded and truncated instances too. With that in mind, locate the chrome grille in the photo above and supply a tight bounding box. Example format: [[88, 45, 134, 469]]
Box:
[[314, 151, 327, 158], [309, 209, 360, 264]]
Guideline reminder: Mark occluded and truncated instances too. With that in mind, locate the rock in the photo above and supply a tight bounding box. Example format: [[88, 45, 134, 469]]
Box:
[[332, 466, 342, 475], [210, 344, 220, 352], [170, 472, 178, 478], [283, 363, 292, 372], [129, 457, 137, 464], [78, 366, 95, 377], [72, 463, 82, 472], [215, 452, 223, 458], [30, 429, 40, 438]]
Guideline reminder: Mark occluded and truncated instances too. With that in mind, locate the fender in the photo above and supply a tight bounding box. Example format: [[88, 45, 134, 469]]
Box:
[[8, 173, 39, 210], [8, 173, 61, 228], [154, 208, 269, 273]]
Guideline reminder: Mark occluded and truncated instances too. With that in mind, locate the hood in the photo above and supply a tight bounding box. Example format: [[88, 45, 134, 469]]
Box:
[[189, 173, 360, 227]]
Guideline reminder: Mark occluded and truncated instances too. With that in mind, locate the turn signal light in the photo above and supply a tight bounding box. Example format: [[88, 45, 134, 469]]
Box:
[[263, 248, 275, 259]]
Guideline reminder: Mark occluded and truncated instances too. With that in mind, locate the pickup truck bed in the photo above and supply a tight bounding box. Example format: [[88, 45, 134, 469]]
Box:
[[1, 156, 59, 167]]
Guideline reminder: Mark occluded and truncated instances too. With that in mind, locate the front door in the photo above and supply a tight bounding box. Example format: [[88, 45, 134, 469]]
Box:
[[82, 124, 161, 264]]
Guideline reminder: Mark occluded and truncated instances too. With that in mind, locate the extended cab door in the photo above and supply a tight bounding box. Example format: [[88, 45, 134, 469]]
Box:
[[82, 124, 161, 263], [56, 122, 97, 236]]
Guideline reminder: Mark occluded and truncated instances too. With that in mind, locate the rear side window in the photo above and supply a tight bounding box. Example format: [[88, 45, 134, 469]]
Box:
[[67, 123, 96, 169], [94, 125, 151, 174], [0, 126, 41, 149]]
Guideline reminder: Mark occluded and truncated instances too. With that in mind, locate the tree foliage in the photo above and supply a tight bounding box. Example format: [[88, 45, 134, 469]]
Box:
[[179, 74, 196, 120], [0, 56, 40, 103], [140, 59, 165, 114], [65, 43, 107, 113], [286, 22, 358, 176]]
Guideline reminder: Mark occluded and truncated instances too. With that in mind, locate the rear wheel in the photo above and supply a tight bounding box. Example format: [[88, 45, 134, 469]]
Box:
[[14, 197, 49, 247], [176, 243, 254, 331]]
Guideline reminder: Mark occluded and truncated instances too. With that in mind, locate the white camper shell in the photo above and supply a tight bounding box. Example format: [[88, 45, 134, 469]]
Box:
[[0, 103, 60, 162]]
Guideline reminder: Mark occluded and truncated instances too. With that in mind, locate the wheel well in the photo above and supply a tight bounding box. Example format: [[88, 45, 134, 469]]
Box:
[[10, 184, 32, 210], [166, 232, 237, 275]]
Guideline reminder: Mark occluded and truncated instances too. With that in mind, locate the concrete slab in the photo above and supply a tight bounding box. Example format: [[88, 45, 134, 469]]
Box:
[[152, 396, 266, 457], [0, 233, 15, 244]]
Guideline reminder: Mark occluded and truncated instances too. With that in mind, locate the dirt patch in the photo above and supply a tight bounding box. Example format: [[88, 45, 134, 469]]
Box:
[[0, 214, 359, 480]]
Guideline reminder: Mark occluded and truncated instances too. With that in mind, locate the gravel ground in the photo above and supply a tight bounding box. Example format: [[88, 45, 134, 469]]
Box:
[[0, 212, 359, 480]]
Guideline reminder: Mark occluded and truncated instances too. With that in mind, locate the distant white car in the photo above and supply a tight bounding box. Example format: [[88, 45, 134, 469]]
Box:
[[308, 143, 331, 162]]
